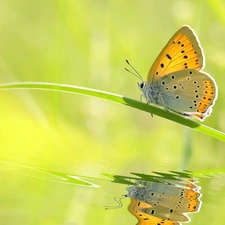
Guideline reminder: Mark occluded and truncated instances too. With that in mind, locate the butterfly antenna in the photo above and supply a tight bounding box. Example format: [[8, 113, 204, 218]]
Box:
[[105, 196, 125, 210], [125, 60, 143, 81]]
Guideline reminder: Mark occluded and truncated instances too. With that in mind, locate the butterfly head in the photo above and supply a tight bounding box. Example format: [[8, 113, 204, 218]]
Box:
[[138, 81, 146, 91]]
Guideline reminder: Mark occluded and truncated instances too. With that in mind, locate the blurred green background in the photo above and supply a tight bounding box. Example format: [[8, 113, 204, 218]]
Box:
[[0, 0, 225, 224]]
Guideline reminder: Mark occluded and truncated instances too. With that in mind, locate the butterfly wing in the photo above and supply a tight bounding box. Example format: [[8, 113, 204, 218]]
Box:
[[127, 186, 201, 213], [147, 26, 204, 83], [156, 69, 217, 120], [128, 198, 180, 225]]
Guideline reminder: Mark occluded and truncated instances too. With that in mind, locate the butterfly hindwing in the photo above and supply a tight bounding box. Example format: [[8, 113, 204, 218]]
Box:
[[156, 69, 217, 120]]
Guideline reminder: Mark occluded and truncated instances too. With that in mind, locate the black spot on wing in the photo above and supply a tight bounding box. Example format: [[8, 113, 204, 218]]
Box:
[[166, 54, 172, 60]]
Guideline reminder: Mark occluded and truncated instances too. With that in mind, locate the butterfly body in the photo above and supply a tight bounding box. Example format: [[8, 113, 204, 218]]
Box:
[[137, 25, 217, 121]]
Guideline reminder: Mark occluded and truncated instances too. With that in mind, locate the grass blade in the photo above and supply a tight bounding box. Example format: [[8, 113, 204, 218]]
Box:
[[0, 82, 224, 142]]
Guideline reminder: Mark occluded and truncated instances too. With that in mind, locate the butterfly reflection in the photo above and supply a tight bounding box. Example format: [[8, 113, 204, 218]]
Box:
[[125, 178, 202, 225]]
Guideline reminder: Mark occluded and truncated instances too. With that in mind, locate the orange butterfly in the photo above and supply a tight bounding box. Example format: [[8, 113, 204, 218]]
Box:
[[129, 25, 218, 121]]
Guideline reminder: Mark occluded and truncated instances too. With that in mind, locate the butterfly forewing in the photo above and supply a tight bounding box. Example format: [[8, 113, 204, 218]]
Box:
[[147, 26, 204, 83], [128, 199, 180, 225]]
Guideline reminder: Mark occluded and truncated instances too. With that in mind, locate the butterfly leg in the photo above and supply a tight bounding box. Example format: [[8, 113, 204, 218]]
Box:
[[139, 94, 153, 117]]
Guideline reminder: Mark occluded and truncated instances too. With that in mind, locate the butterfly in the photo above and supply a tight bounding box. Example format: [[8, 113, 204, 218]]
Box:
[[127, 25, 218, 121], [125, 179, 202, 225]]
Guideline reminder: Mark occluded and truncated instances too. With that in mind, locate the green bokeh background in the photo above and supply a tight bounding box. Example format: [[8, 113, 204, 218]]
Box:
[[0, 0, 225, 225]]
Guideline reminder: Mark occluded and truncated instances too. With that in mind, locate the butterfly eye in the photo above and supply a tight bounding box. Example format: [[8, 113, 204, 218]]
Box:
[[139, 82, 145, 89]]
